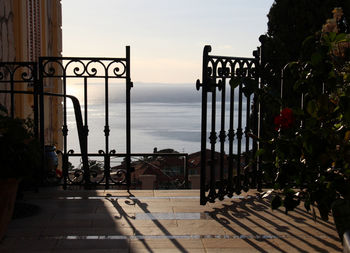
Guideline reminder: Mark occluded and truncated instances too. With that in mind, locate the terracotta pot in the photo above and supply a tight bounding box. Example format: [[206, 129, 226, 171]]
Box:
[[0, 178, 19, 241], [332, 199, 350, 242]]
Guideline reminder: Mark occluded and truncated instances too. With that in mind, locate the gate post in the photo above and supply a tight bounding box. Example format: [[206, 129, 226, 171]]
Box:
[[196, 45, 211, 205], [126, 46, 132, 189]]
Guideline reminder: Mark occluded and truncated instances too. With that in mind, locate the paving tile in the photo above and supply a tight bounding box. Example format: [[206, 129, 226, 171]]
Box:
[[201, 238, 269, 250], [132, 225, 179, 236], [130, 197, 172, 203], [44, 219, 93, 228], [90, 218, 131, 228], [154, 190, 199, 197], [206, 249, 263, 253], [129, 238, 204, 249], [95, 206, 137, 216], [2, 238, 58, 251], [91, 216, 178, 230], [41, 227, 133, 237], [52, 250, 127, 253], [267, 237, 342, 253], [55, 239, 129, 250], [5, 227, 44, 237], [50, 213, 107, 220], [129, 219, 178, 228], [112, 190, 154, 197], [1, 250, 53, 253], [169, 198, 202, 204], [172, 207, 214, 213], [130, 248, 205, 253], [221, 224, 266, 237], [171, 220, 226, 235], [135, 206, 174, 213]]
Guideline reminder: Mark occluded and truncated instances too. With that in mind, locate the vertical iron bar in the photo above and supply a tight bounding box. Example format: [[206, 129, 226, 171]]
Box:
[[10, 72, 14, 118], [104, 77, 109, 155], [245, 96, 251, 157], [184, 155, 189, 188], [62, 153, 68, 190], [236, 82, 243, 194], [33, 63, 39, 139], [105, 154, 110, 189], [62, 73, 68, 189], [251, 92, 258, 188], [38, 58, 45, 184], [84, 77, 88, 126], [251, 53, 259, 189], [84, 76, 89, 143], [227, 74, 235, 197], [200, 85, 208, 204], [208, 85, 217, 202], [84, 75, 91, 188], [104, 75, 110, 189], [257, 45, 263, 191], [126, 46, 132, 189], [243, 94, 251, 190], [218, 78, 226, 200], [199, 45, 211, 205]]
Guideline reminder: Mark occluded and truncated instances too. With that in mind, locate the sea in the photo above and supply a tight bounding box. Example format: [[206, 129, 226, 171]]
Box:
[[66, 82, 248, 166]]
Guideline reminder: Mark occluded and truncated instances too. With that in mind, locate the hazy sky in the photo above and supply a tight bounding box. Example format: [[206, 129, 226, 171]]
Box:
[[62, 0, 275, 84]]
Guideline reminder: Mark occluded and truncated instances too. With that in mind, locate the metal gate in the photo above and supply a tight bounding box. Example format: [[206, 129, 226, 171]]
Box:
[[0, 47, 132, 189], [196, 45, 261, 205]]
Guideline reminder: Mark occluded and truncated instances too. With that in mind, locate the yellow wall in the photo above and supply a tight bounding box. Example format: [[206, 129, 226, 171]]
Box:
[[0, 0, 63, 150]]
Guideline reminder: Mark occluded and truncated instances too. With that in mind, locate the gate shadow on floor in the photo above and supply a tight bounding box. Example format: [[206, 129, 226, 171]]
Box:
[[206, 194, 342, 252], [106, 191, 188, 253]]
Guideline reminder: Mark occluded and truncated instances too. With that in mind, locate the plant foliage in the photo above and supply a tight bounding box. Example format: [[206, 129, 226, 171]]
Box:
[[0, 105, 41, 180]]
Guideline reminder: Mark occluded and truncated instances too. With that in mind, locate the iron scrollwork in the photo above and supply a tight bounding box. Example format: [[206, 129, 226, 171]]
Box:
[[0, 62, 38, 119], [41, 58, 128, 79]]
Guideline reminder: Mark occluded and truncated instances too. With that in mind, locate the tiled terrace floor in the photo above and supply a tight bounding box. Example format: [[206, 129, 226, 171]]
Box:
[[0, 189, 343, 252]]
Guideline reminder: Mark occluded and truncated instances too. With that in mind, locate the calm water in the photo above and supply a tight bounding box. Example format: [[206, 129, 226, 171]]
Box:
[[67, 102, 202, 154], [66, 83, 248, 166]]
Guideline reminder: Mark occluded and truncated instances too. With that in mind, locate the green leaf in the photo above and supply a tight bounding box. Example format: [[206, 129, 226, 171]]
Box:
[[335, 33, 347, 43], [345, 169, 350, 177], [307, 100, 318, 117], [328, 32, 337, 42], [255, 148, 265, 158]]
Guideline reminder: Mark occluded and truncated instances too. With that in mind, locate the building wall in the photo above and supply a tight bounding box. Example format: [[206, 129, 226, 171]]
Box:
[[0, 0, 16, 109], [0, 0, 63, 150]]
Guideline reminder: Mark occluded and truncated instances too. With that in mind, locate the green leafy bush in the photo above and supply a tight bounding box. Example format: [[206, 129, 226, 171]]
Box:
[[260, 32, 350, 221]]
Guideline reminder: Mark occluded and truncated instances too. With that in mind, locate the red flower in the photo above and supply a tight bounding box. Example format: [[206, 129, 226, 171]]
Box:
[[274, 108, 294, 131]]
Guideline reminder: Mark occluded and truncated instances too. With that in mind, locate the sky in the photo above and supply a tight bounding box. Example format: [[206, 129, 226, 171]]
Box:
[[62, 0, 275, 84]]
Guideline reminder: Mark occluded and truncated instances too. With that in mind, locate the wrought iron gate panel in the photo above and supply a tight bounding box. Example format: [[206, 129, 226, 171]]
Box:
[[39, 47, 132, 188], [196, 45, 260, 205], [0, 62, 39, 131]]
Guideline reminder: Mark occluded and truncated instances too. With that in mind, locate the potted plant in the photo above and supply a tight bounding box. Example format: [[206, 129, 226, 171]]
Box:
[[258, 30, 350, 242], [0, 104, 41, 240]]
